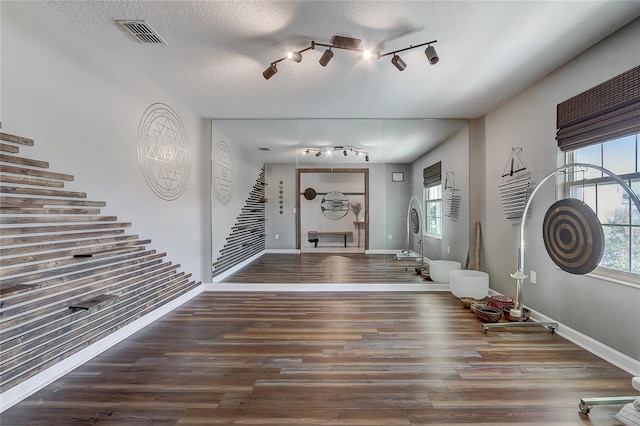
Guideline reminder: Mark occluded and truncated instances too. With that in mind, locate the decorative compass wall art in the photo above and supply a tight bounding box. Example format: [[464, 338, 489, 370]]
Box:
[[213, 141, 234, 205], [321, 191, 349, 220], [137, 103, 191, 201]]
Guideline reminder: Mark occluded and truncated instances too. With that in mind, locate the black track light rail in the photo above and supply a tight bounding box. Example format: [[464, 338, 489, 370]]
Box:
[[263, 36, 439, 79], [268, 39, 437, 64], [377, 39, 438, 58]]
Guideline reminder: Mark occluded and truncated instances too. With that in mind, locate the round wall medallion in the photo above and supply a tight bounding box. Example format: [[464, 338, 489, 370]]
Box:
[[213, 141, 234, 205], [321, 191, 349, 220], [137, 103, 191, 201], [303, 187, 317, 200], [542, 198, 604, 275]]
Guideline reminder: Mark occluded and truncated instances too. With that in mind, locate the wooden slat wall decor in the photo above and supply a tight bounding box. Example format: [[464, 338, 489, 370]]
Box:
[[212, 166, 267, 278], [0, 131, 200, 394]]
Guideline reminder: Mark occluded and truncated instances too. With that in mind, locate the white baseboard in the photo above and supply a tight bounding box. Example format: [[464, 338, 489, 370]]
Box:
[[0, 285, 204, 413], [365, 249, 406, 255], [204, 282, 449, 292], [488, 289, 639, 376], [265, 249, 300, 254]]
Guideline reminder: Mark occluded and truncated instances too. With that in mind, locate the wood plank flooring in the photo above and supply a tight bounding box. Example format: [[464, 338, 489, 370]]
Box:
[[221, 253, 428, 283], [1, 291, 634, 425]]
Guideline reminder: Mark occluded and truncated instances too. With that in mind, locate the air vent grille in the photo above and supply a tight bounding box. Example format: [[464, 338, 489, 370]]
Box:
[[116, 20, 167, 45]]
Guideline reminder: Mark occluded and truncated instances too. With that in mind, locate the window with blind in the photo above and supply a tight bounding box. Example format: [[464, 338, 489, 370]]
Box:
[[559, 66, 640, 279], [423, 161, 442, 239]]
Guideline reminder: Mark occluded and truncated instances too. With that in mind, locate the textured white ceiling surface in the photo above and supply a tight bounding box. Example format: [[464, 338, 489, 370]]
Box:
[[40, 1, 640, 162], [43, 1, 640, 119]]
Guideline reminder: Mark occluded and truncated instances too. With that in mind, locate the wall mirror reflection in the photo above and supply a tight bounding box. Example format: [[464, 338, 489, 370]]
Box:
[[210, 119, 469, 285]]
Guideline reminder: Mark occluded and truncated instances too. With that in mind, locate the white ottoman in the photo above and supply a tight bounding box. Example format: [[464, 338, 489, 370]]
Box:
[[449, 269, 489, 299], [429, 260, 461, 283]]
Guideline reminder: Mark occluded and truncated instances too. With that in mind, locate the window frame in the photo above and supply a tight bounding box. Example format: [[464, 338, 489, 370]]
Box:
[[424, 182, 443, 239], [563, 133, 640, 282]]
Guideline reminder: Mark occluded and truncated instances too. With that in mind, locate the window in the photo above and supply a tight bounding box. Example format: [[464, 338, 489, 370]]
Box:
[[423, 161, 442, 239], [424, 183, 442, 238], [565, 133, 640, 275], [557, 65, 640, 282]]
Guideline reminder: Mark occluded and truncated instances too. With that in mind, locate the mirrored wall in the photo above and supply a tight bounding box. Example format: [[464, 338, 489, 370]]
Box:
[[210, 119, 469, 284]]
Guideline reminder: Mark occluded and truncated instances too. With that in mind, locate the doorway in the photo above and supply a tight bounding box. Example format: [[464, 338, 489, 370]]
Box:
[[296, 168, 369, 251]]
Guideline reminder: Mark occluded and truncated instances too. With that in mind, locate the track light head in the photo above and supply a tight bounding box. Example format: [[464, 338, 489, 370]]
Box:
[[391, 54, 406, 71], [359, 49, 373, 60], [365, 155, 369, 162], [286, 50, 302, 63], [425, 45, 439, 65], [343, 150, 347, 156], [262, 63, 277, 80], [303, 149, 310, 155], [315, 150, 322, 157], [319, 49, 333, 67]]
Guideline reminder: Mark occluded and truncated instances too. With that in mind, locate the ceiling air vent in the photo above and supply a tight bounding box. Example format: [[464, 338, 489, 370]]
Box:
[[116, 20, 167, 45]]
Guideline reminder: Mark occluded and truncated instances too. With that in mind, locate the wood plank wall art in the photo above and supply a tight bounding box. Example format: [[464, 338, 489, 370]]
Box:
[[212, 166, 267, 278], [0, 131, 200, 394]]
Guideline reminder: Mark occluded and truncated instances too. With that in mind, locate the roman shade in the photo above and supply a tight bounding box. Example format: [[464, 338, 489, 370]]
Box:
[[556, 65, 640, 151], [423, 161, 441, 187]]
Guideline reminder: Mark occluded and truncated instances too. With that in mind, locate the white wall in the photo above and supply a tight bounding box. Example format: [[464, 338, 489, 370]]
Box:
[[479, 18, 640, 360], [265, 163, 298, 249], [1, 1, 203, 282]]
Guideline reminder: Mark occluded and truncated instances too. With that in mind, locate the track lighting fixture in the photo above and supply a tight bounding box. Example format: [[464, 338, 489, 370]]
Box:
[[301, 146, 370, 161], [262, 63, 277, 80], [319, 49, 333, 67], [263, 35, 439, 79], [391, 54, 406, 71], [286, 50, 302, 63], [365, 155, 369, 162], [425, 45, 439, 65]]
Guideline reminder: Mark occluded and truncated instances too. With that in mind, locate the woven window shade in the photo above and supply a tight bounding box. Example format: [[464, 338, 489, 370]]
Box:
[[423, 161, 441, 187], [556, 65, 640, 151]]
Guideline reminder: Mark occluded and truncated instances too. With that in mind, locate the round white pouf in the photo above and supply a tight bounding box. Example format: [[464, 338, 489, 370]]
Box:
[[449, 269, 489, 299], [429, 260, 461, 283]]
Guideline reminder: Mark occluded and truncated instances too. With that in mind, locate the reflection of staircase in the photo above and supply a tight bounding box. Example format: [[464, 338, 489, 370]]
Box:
[[212, 166, 266, 278], [0, 131, 200, 394]]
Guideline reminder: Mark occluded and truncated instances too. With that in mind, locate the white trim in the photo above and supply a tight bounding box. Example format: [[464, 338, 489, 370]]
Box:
[[204, 282, 449, 292], [365, 249, 409, 255], [587, 268, 640, 290], [265, 249, 301, 254], [212, 251, 265, 282], [488, 289, 639, 376], [0, 285, 204, 413]]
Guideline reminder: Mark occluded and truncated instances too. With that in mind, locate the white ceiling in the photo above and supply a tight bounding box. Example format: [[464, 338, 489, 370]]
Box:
[[43, 1, 640, 163]]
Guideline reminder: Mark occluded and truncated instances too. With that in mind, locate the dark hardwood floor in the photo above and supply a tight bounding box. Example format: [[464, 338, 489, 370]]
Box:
[[221, 253, 429, 283], [1, 291, 634, 425]]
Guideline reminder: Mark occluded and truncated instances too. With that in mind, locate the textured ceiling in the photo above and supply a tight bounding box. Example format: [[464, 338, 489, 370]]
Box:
[[42, 1, 640, 162]]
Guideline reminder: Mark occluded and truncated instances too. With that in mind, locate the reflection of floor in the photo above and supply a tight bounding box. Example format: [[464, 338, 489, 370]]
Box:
[[221, 253, 429, 284], [300, 246, 365, 254]]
